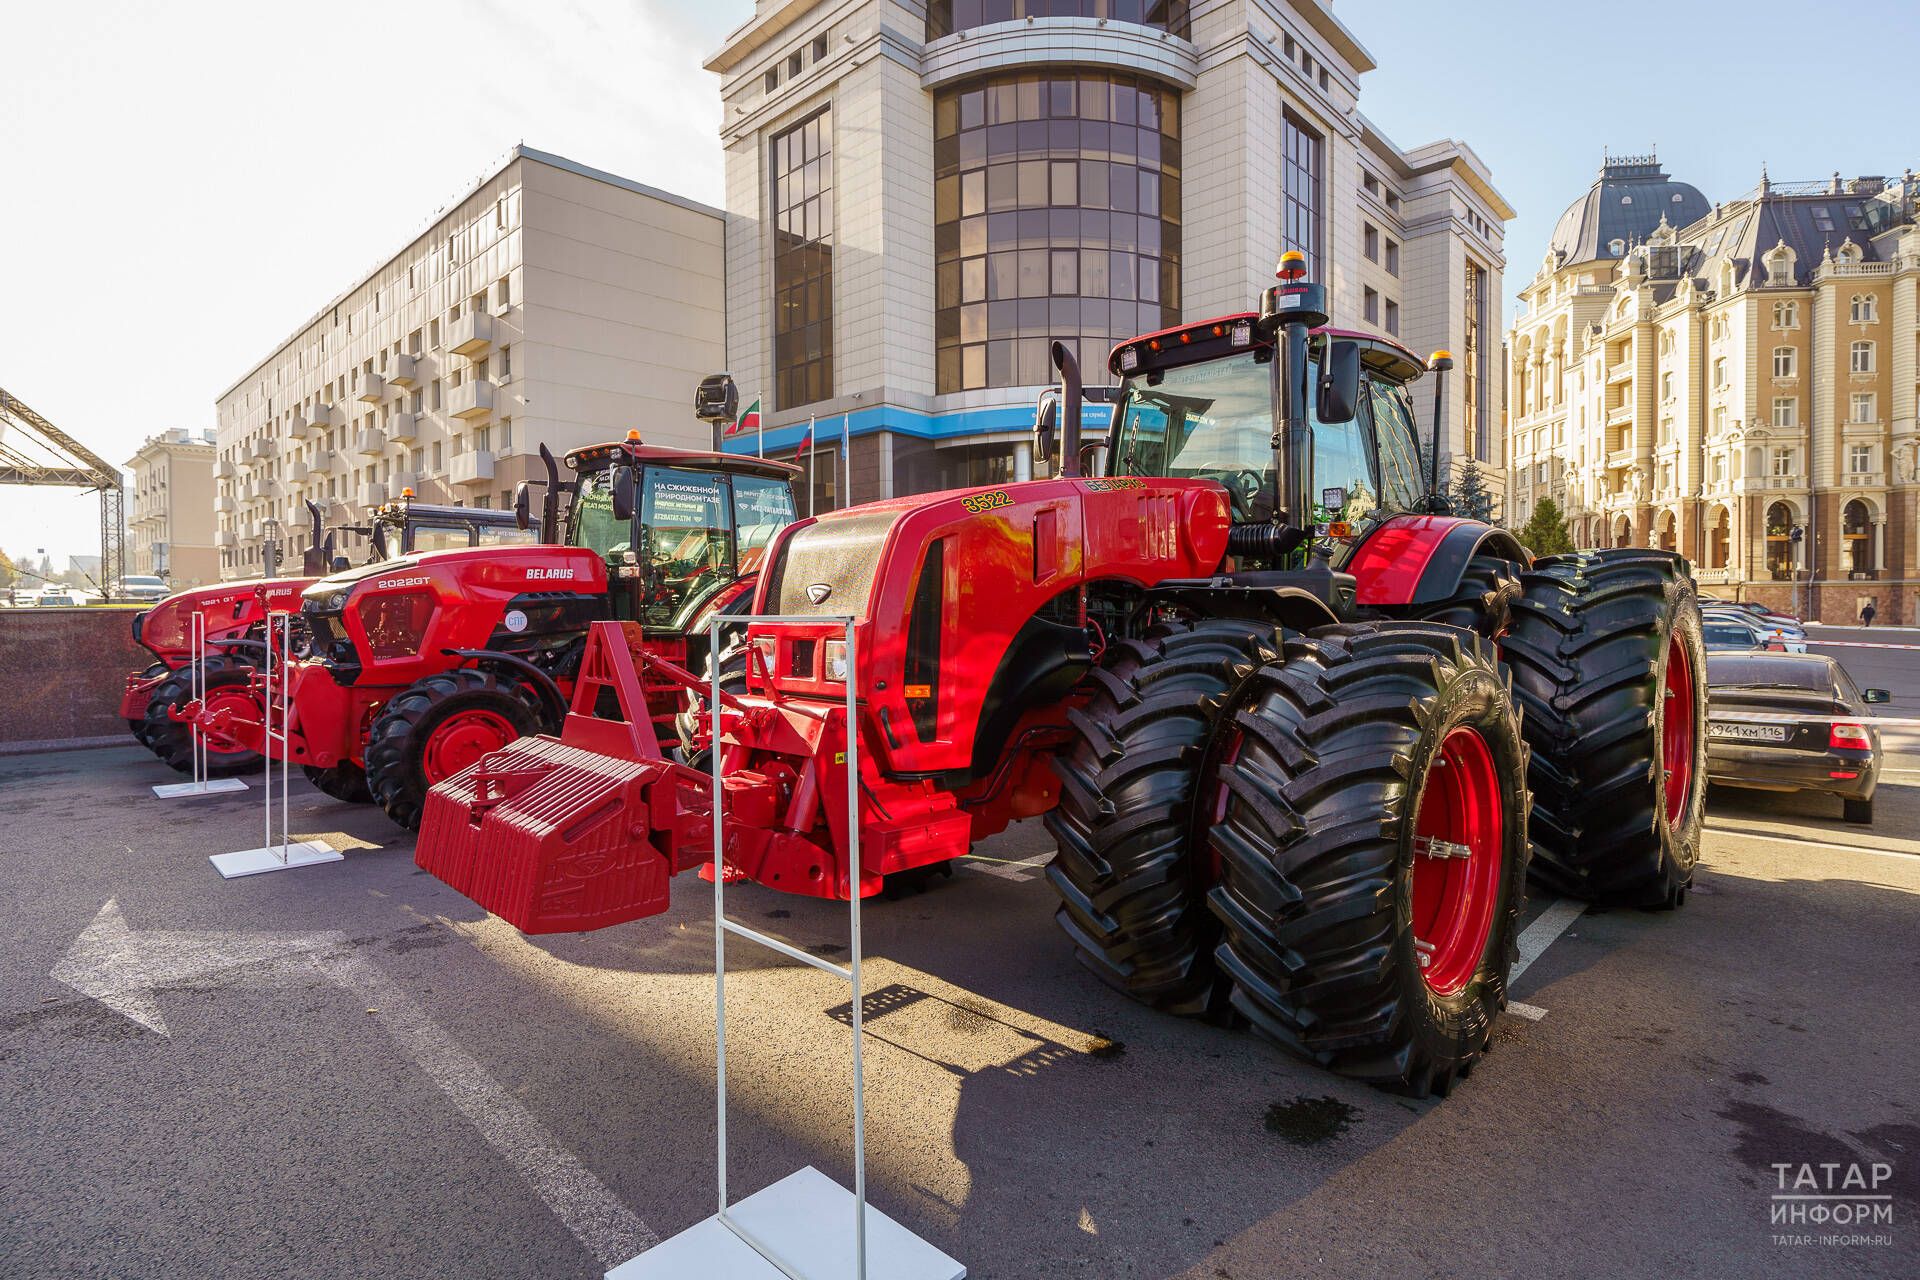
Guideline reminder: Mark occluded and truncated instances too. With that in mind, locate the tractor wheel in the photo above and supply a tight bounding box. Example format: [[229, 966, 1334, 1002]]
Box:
[[364, 670, 545, 831], [1207, 622, 1530, 1095], [1502, 550, 1706, 908], [1409, 553, 1527, 640], [141, 657, 264, 775], [1044, 616, 1281, 1017], [675, 642, 748, 758], [302, 763, 372, 805], [129, 662, 169, 747]]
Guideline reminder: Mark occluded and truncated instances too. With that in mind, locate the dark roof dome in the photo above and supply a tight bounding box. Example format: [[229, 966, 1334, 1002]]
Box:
[[1548, 153, 1710, 266]]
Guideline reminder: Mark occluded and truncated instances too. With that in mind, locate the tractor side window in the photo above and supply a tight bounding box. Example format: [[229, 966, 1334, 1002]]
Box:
[[732, 476, 797, 575], [407, 524, 471, 555], [571, 470, 627, 559], [475, 524, 537, 549], [1309, 386, 1376, 526], [638, 467, 731, 628], [1366, 378, 1426, 514]]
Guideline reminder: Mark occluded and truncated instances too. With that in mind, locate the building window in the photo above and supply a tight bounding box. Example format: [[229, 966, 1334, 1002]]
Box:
[[933, 71, 1181, 393], [1771, 397, 1795, 428], [1384, 239, 1399, 276], [1773, 300, 1797, 329], [787, 51, 803, 77], [1363, 223, 1379, 262], [812, 33, 828, 61], [1848, 443, 1873, 475], [1384, 298, 1399, 336], [1772, 346, 1796, 378], [1850, 294, 1878, 324], [1464, 262, 1489, 460], [1851, 392, 1876, 423], [1364, 287, 1379, 323], [1660, 371, 1674, 401], [765, 67, 779, 93], [926, 2, 1193, 40], [771, 106, 835, 408], [1772, 448, 1794, 477], [1281, 112, 1323, 279], [1850, 340, 1875, 373], [1713, 357, 1727, 389]]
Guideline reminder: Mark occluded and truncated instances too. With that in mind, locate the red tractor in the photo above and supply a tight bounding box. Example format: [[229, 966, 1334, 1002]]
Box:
[[132, 498, 533, 773], [178, 439, 801, 828], [414, 258, 1706, 1095]]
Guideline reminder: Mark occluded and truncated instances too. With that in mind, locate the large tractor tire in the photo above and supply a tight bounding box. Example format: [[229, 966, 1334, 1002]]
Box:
[[140, 656, 264, 775], [128, 662, 169, 747], [303, 763, 373, 805], [364, 670, 545, 831], [1208, 622, 1530, 1096], [674, 642, 748, 758], [1502, 550, 1706, 908], [1044, 616, 1281, 1017]]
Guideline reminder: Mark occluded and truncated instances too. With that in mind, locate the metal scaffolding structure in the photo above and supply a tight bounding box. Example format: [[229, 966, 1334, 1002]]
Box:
[[0, 385, 125, 596]]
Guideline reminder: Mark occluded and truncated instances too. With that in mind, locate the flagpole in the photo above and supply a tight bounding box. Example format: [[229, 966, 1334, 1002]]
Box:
[[841, 412, 850, 508], [808, 413, 816, 518], [757, 391, 764, 458]]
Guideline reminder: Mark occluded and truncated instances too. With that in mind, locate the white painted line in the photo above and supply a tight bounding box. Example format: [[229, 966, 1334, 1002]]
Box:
[[1508, 1001, 1548, 1022], [312, 947, 659, 1268], [1703, 825, 1920, 861], [965, 851, 1053, 881], [1510, 897, 1585, 984]]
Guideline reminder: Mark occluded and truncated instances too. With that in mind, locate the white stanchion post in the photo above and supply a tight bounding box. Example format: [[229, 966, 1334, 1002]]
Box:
[[152, 609, 248, 799], [209, 611, 342, 879], [607, 614, 960, 1280]]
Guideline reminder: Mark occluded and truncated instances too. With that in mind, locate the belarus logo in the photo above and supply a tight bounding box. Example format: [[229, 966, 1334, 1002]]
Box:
[[806, 583, 833, 605], [528, 567, 576, 580]]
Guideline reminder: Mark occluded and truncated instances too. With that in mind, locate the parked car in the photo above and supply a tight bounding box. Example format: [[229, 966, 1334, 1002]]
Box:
[[32, 589, 86, 607], [1705, 652, 1889, 824], [1701, 596, 1801, 628], [117, 575, 169, 602], [1702, 607, 1808, 652]]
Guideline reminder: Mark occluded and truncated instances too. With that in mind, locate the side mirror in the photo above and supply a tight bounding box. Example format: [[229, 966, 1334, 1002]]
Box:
[[611, 465, 637, 523], [1318, 339, 1362, 424], [1033, 391, 1058, 468], [1864, 688, 1892, 704], [513, 481, 534, 532]]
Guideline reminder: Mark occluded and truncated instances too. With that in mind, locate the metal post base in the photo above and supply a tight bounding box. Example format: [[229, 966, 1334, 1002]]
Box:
[[605, 1167, 963, 1280], [152, 777, 250, 799], [209, 840, 343, 879]]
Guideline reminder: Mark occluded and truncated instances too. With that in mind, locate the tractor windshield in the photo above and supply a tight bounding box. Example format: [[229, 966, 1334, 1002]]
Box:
[[1111, 348, 1426, 524]]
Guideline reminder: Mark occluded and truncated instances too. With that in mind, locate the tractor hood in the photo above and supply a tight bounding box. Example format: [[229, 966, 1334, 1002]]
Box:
[[760, 499, 921, 621]]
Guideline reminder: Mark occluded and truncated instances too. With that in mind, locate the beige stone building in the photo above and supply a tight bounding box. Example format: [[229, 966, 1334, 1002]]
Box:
[[214, 146, 727, 579], [1509, 160, 1920, 622], [707, 0, 1510, 503], [125, 428, 219, 588]]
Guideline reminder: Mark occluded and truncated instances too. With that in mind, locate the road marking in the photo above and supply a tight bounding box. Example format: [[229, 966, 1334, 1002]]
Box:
[[965, 851, 1053, 881], [1511, 896, 1585, 984], [1704, 825, 1920, 861], [52, 901, 656, 1268]]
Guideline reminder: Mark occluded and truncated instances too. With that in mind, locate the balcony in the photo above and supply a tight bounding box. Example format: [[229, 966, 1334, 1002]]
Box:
[[385, 413, 418, 443], [286, 460, 309, 484], [248, 437, 277, 462], [357, 482, 388, 508], [1606, 365, 1634, 386], [1606, 447, 1634, 470], [1606, 405, 1633, 428], [448, 311, 494, 357], [215, 530, 236, 548], [308, 450, 338, 477], [388, 354, 418, 388], [390, 471, 422, 496], [358, 374, 385, 403], [309, 403, 336, 429], [449, 450, 495, 487], [214, 458, 236, 480], [448, 379, 494, 420], [287, 415, 312, 441], [355, 429, 387, 456], [214, 493, 235, 515]]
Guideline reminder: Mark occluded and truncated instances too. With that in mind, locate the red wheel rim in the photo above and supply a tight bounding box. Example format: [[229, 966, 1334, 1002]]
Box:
[[200, 686, 261, 756], [1661, 635, 1696, 825], [1410, 727, 1504, 997], [423, 709, 518, 784]]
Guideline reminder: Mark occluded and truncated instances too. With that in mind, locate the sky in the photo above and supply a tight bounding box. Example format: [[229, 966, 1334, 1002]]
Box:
[[5, 0, 1917, 569]]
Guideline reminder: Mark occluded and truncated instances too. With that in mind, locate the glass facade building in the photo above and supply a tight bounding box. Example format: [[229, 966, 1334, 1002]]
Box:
[[770, 108, 835, 410]]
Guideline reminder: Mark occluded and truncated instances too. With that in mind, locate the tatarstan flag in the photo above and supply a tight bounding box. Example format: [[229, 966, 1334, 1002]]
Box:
[[727, 396, 761, 437]]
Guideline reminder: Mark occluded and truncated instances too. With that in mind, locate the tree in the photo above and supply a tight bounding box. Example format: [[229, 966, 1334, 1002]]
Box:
[[1518, 495, 1576, 557], [1453, 456, 1497, 524], [0, 549, 15, 589]]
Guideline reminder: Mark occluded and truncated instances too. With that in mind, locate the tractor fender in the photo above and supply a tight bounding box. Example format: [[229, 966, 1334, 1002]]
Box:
[[1146, 583, 1342, 634], [1347, 515, 1530, 607]]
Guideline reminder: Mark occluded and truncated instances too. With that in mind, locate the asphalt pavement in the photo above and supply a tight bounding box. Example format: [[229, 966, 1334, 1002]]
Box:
[[1, 728, 1915, 1279]]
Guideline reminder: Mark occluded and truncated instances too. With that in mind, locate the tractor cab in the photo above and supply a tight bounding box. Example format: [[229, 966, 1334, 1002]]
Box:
[[560, 436, 799, 633], [1104, 312, 1432, 567], [362, 495, 534, 563]]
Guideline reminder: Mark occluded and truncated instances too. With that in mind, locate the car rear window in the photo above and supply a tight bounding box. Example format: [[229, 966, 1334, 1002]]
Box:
[[1706, 656, 1828, 689]]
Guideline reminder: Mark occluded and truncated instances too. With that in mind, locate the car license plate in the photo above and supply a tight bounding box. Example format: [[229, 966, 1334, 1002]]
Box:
[[1709, 721, 1787, 742]]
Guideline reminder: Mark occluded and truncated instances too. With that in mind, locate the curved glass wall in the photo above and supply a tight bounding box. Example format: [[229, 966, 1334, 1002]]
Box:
[[934, 71, 1181, 394], [928, 2, 1192, 41]]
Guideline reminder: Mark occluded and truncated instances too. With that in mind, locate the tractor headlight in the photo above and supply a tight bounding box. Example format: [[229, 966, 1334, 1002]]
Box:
[[1118, 346, 1140, 373], [823, 639, 849, 682]]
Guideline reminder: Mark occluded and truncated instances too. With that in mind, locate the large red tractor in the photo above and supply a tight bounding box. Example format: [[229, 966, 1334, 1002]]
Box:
[[179, 439, 800, 828], [415, 258, 1706, 1095], [132, 498, 532, 773]]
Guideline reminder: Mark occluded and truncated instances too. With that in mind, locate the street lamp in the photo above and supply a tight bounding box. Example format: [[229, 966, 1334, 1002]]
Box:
[[262, 517, 281, 579]]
